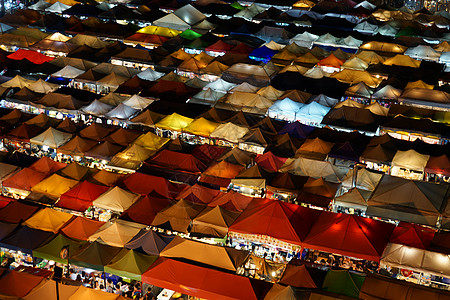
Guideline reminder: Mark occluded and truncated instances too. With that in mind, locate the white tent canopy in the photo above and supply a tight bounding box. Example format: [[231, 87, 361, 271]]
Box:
[[30, 127, 72, 148]]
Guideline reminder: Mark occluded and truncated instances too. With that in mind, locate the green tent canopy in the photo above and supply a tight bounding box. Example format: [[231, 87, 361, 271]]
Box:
[[179, 29, 202, 41], [322, 269, 366, 298], [104, 249, 158, 281], [69, 241, 121, 271], [231, 1, 245, 9], [33, 234, 85, 264]]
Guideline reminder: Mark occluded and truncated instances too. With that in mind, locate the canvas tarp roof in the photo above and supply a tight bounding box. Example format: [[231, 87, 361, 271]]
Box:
[[229, 198, 321, 246], [391, 149, 430, 171], [0, 201, 40, 223], [210, 122, 249, 143], [66, 286, 120, 300], [191, 205, 240, 238], [31, 174, 78, 199], [151, 199, 205, 233], [0, 225, 54, 254], [23, 207, 73, 233], [161, 236, 248, 271], [182, 117, 219, 136], [51, 65, 84, 78], [122, 95, 154, 110], [0, 162, 19, 181], [153, 13, 190, 31], [425, 155, 450, 176], [147, 150, 206, 174], [334, 188, 372, 210], [121, 195, 171, 226], [341, 168, 383, 191], [104, 248, 158, 281], [69, 241, 121, 271], [125, 229, 173, 256], [60, 216, 104, 241], [142, 257, 272, 300], [0, 269, 45, 298], [383, 54, 421, 68], [280, 157, 348, 183], [88, 219, 145, 247], [381, 243, 450, 277], [331, 69, 382, 88], [92, 186, 140, 212], [23, 278, 78, 300], [360, 273, 450, 300], [156, 112, 193, 131], [30, 127, 72, 149], [208, 190, 254, 212], [81, 99, 112, 115], [111, 144, 153, 170], [367, 175, 450, 227], [279, 261, 322, 288], [389, 222, 435, 250], [57, 181, 109, 212], [322, 270, 366, 298], [33, 234, 85, 264]]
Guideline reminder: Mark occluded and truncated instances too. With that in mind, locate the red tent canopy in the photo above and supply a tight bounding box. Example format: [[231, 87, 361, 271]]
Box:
[[121, 173, 174, 198], [229, 198, 321, 246], [0, 269, 45, 297], [424, 154, 450, 177], [205, 40, 234, 53], [147, 150, 207, 173], [303, 211, 395, 261], [2, 168, 48, 191], [28, 157, 67, 175], [175, 184, 223, 204], [0, 201, 40, 223], [120, 195, 172, 226], [57, 180, 109, 212], [191, 144, 228, 165], [60, 216, 104, 241], [142, 257, 272, 300], [254, 151, 287, 172], [7, 49, 54, 64], [389, 222, 435, 250], [208, 191, 254, 212], [0, 195, 13, 209]]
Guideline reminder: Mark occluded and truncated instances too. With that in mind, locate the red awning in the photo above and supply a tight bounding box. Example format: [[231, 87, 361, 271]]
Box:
[[7, 49, 54, 64], [57, 181, 109, 212], [142, 257, 272, 300], [389, 222, 435, 250], [303, 211, 395, 261]]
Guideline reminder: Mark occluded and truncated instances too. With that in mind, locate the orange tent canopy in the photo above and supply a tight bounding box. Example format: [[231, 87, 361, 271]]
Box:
[[317, 53, 344, 68], [60, 216, 104, 241], [0, 269, 44, 298]]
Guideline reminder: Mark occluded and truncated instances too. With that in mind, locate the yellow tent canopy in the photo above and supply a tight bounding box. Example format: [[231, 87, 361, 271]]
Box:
[[404, 80, 434, 90], [210, 122, 249, 143], [356, 50, 385, 64], [133, 131, 170, 151], [23, 207, 73, 233], [137, 25, 181, 37], [156, 112, 193, 131], [334, 99, 365, 109], [111, 144, 153, 170], [383, 54, 421, 68], [31, 174, 79, 199], [45, 0, 79, 5], [183, 117, 219, 136], [331, 69, 382, 88]]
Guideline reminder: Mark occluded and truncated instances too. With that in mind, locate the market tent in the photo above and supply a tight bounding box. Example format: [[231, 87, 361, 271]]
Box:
[[121, 173, 173, 198], [57, 136, 97, 157], [66, 286, 120, 300], [33, 234, 85, 264], [131, 110, 165, 127], [389, 222, 435, 249], [280, 259, 325, 288], [23, 207, 73, 233], [79, 123, 116, 142], [360, 273, 450, 300], [367, 175, 449, 227], [92, 186, 140, 213], [30, 174, 79, 199], [29, 127, 72, 149], [279, 157, 348, 183], [404, 45, 440, 62], [322, 270, 365, 298], [425, 155, 450, 177], [404, 79, 434, 90], [111, 144, 153, 170], [391, 149, 430, 172], [191, 206, 240, 238], [264, 284, 297, 300], [105, 128, 140, 147], [229, 198, 321, 246], [27, 78, 59, 93], [296, 137, 334, 160], [0, 162, 19, 184], [125, 229, 173, 256], [122, 95, 154, 110], [200, 160, 244, 187], [331, 69, 382, 88], [153, 13, 190, 31], [0, 225, 54, 254], [341, 168, 383, 192], [151, 199, 205, 233], [156, 112, 193, 131], [296, 102, 331, 124], [297, 177, 339, 207], [208, 191, 253, 212], [161, 236, 248, 271], [334, 188, 372, 211], [175, 184, 222, 204], [381, 243, 450, 277], [28, 157, 66, 175], [146, 149, 207, 174], [0, 201, 40, 223], [7, 49, 53, 64], [23, 278, 78, 300], [0, 269, 45, 298], [254, 152, 287, 173], [1, 75, 35, 88], [81, 99, 113, 115], [51, 65, 84, 79], [303, 211, 395, 261], [121, 195, 172, 226], [142, 257, 272, 300], [88, 219, 145, 248], [69, 241, 121, 271], [104, 248, 157, 281], [182, 117, 219, 136], [60, 216, 104, 241], [210, 122, 249, 143], [267, 98, 303, 121], [132, 131, 169, 152], [57, 181, 109, 212], [58, 162, 91, 181], [383, 54, 421, 68], [137, 25, 181, 37]]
